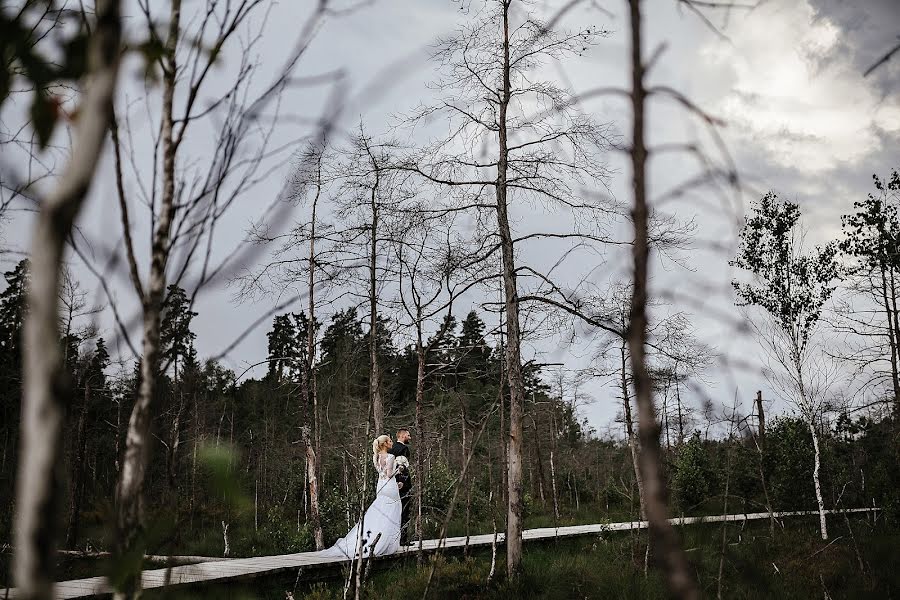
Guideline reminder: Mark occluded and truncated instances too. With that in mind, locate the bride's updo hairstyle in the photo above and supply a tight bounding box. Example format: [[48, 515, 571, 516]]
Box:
[[372, 434, 392, 459]]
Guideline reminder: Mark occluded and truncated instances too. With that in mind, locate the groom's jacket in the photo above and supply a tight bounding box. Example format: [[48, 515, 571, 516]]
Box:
[[389, 441, 410, 459]]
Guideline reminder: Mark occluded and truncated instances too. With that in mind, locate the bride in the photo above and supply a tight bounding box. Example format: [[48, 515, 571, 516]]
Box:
[[320, 434, 402, 558]]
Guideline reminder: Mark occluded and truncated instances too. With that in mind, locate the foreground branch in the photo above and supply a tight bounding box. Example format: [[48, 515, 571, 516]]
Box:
[[13, 2, 122, 598]]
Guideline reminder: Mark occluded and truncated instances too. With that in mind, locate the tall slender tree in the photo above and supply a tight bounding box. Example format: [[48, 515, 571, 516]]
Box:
[[837, 169, 900, 411], [732, 192, 840, 540], [403, 0, 613, 575]]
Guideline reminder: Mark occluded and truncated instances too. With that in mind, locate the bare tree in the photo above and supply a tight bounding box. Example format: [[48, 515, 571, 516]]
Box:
[[393, 204, 490, 560], [625, 0, 699, 596], [107, 2, 330, 595], [588, 282, 708, 528], [12, 2, 122, 598], [651, 311, 713, 448], [332, 128, 411, 434], [300, 425, 324, 550], [401, 0, 614, 575]]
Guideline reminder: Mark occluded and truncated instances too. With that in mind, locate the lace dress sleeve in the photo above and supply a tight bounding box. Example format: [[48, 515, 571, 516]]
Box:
[[379, 454, 396, 479]]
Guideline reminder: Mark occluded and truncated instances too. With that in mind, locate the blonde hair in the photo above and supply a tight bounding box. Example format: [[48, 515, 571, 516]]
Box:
[[372, 434, 391, 459]]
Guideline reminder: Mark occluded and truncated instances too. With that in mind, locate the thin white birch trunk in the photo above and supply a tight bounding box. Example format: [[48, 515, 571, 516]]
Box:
[[809, 421, 828, 540]]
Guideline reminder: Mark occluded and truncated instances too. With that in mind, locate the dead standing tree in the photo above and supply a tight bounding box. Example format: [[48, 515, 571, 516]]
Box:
[[334, 128, 410, 435], [402, 0, 614, 576], [393, 205, 493, 561], [651, 311, 712, 449], [12, 2, 123, 598], [107, 2, 332, 595], [588, 283, 708, 526]]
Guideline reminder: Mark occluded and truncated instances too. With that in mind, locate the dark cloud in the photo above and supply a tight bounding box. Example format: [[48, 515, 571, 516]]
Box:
[[808, 0, 900, 95]]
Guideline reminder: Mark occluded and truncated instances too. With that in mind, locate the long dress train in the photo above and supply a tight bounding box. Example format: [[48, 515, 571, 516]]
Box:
[[320, 452, 402, 558]]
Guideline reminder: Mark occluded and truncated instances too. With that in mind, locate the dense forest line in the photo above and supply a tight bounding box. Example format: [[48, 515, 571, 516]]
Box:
[[1, 247, 898, 564]]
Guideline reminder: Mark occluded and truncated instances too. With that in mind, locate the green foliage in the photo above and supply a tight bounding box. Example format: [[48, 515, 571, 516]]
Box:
[[0, 260, 29, 543], [766, 417, 816, 509], [161, 285, 198, 372], [198, 444, 251, 517], [731, 192, 840, 352], [841, 169, 900, 272], [422, 460, 455, 526], [259, 506, 314, 554], [318, 486, 352, 545], [279, 521, 900, 600], [673, 433, 716, 511]]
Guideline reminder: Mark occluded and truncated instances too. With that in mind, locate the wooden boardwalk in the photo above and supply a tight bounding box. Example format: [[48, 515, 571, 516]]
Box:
[[2, 508, 876, 599]]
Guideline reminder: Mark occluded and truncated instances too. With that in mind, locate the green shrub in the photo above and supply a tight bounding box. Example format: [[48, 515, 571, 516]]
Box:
[[673, 432, 716, 511]]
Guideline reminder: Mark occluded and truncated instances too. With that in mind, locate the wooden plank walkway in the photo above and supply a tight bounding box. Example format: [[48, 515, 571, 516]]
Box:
[[2, 508, 877, 599]]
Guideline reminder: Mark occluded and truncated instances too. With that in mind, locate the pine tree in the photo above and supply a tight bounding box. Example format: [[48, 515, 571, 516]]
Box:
[[0, 259, 29, 542], [266, 314, 298, 382], [160, 285, 198, 378], [457, 311, 491, 383], [0, 260, 29, 364]]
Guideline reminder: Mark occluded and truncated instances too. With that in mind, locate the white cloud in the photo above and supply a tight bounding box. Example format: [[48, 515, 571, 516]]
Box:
[[698, 0, 900, 172]]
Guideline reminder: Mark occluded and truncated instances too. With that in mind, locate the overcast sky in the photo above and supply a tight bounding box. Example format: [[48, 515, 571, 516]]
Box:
[[2, 0, 898, 434]]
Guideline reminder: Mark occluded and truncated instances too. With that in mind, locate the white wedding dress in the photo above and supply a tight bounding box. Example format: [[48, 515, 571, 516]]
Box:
[[320, 452, 402, 559]]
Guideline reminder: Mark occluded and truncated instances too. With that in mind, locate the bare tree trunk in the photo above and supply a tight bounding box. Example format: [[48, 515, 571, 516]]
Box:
[[717, 435, 734, 600], [753, 391, 774, 536], [621, 345, 645, 518], [534, 430, 547, 506], [662, 379, 670, 451], [113, 4, 181, 597], [499, 339, 507, 510], [368, 152, 384, 434], [13, 3, 122, 597], [414, 332, 426, 563], [352, 445, 369, 600], [168, 393, 185, 505], [66, 380, 90, 548], [308, 182, 322, 472], [549, 402, 560, 527], [190, 393, 199, 525], [487, 491, 498, 584], [343, 453, 350, 529], [675, 365, 685, 446], [755, 391, 766, 447], [465, 448, 472, 556], [302, 426, 324, 550], [626, 1, 697, 597], [493, 0, 528, 579], [221, 521, 230, 558], [361, 532, 381, 587], [887, 267, 900, 410]]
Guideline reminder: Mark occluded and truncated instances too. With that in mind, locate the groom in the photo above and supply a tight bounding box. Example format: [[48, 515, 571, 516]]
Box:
[[389, 427, 412, 544]]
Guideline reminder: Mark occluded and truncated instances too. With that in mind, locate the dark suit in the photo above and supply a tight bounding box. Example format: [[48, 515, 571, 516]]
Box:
[[389, 441, 412, 543], [389, 440, 410, 459]]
